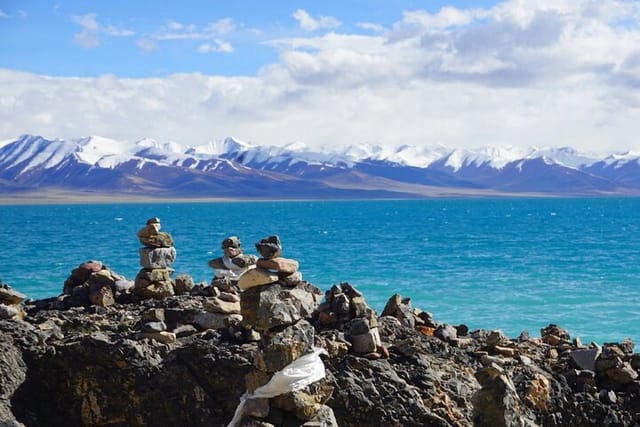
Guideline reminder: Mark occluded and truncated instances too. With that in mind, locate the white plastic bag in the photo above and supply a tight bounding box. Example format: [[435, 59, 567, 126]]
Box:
[[228, 347, 327, 426]]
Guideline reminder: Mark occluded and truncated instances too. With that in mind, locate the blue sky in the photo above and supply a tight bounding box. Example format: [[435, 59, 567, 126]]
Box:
[[1, 0, 493, 77], [1, 1, 640, 154]]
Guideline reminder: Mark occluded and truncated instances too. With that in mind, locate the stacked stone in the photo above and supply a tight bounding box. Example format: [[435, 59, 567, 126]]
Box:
[[208, 236, 257, 293], [62, 260, 133, 307], [236, 236, 336, 426], [0, 282, 26, 320], [133, 218, 176, 300], [313, 282, 388, 360], [237, 235, 302, 291]]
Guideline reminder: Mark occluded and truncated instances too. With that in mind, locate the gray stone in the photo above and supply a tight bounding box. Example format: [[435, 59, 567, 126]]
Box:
[[139, 247, 176, 269], [349, 327, 382, 354], [173, 274, 194, 295], [435, 324, 459, 344], [241, 282, 322, 332], [193, 312, 241, 330], [0, 304, 20, 320], [142, 321, 167, 333], [570, 348, 601, 372]]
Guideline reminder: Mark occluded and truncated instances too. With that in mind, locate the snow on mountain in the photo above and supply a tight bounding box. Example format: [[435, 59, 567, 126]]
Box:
[[443, 146, 532, 171], [189, 136, 253, 157], [2, 133, 640, 195], [601, 151, 640, 167], [527, 147, 599, 169], [0, 135, 73, 174], [75, 136, 137, 166]]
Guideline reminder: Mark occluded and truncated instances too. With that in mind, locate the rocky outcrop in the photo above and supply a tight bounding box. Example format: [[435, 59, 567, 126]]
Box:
[[1, 283, 639, 426]]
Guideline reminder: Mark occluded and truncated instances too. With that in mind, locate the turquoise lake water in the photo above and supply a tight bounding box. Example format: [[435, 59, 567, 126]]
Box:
[[1, 198, 639, 345]]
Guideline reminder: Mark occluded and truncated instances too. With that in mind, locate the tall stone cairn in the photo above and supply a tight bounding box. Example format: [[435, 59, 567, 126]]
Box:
[[237, 235, 337, 426], [133, 218, 177, 299]]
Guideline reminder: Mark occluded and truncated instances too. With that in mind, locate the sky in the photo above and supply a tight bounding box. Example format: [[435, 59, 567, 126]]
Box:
[[1, 0, 640, 154]]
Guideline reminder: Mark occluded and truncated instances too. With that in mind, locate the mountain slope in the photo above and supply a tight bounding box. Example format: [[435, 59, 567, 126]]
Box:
[[1, 134, 639, 198]]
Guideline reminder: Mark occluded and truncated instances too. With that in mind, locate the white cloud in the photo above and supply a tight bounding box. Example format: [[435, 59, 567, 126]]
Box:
[[155, 18, 236, 40], [197, 40, 233, 53], [0, 9, 8, 19], [357, 22, 386, 33], [136, 38, 157, 53], [292, 9, 341, 31], [3, 0, 640, 155], [72, 13, 134, 49]]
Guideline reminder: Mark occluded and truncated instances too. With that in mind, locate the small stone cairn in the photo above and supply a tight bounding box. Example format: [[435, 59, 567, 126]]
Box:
[[133, 217, 177, 299], [313, 282, 388, 359], [61, 260, 133, 307], [208, 236, 257, 293], [0, 281, 26, 320], [235, 235, 336, 426]]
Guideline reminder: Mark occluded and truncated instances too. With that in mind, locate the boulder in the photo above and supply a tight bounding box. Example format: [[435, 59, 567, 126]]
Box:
[[241, 282, 322, 332], [254, 320, 315, 373]]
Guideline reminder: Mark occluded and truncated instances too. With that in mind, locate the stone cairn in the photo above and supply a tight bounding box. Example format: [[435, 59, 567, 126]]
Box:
[[208, 236, 257, 293], [0, 281, 26, 320], [313, 282, 388, 359], [133, 217, 177, 299], [61, 260, 133, 307], [235, 235, 337, 426]]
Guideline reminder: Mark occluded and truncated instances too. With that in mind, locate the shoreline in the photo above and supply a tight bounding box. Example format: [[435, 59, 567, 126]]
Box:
[[2, 189, 638, 206]]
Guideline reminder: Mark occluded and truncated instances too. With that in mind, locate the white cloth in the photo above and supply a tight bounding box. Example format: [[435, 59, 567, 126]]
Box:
[[227, 348, 327, 426]]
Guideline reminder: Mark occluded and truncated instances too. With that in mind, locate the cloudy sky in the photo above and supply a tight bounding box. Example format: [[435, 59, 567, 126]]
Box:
[[1, 0, 640, 154]]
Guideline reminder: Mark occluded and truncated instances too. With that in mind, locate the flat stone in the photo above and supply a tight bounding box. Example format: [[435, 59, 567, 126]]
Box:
[[237, 268, 279, 290], [0, 286, 26, 305], [204, 297, 241, 314], [172, 324, 198, 338], [141, 331, 177, 344], [256, 257, 299, 274]]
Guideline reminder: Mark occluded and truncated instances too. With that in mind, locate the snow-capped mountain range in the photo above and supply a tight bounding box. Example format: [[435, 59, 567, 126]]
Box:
[[1, 134, 640, 198]]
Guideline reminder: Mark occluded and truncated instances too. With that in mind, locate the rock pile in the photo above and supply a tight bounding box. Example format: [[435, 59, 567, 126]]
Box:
[[0, 282, 25, 321], [313, 282, 387, 359], [133, 217, 177, 299], [61, 260, 133, 307], [234, 235, 334, 426]]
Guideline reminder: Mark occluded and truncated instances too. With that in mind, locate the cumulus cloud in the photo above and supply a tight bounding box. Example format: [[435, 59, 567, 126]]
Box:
[[72, 13, 134, 49], [292, 9, 341, 31], [3, 0, 640, 154]]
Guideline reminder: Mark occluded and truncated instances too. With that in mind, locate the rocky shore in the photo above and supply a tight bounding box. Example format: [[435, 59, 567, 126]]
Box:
[[1, 260, 639, 426]]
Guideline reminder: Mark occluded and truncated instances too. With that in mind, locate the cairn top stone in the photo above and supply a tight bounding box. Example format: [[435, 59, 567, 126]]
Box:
[[255, 235, 282, 259], [137, 217, 174, 248]]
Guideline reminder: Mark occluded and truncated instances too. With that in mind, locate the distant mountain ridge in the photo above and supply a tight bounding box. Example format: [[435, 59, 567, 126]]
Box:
[[1, 134, 639, 198]]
